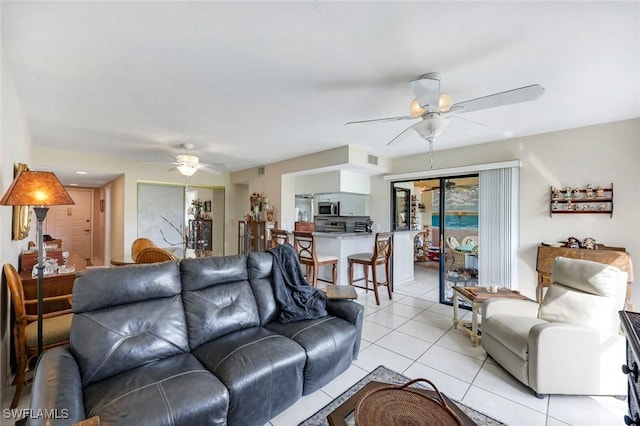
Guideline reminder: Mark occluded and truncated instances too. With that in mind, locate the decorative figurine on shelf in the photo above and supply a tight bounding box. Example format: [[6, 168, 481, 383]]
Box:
[[585, 184, 594, 199], [567, 237, 581, 249], [582, 237, 596, 250], [191, 199, 204, 219], [572, 188, 581, 199], [552, 200, 559, 210], [250, 192, 264, 221], [565, 187, 572, 199], [553, 188, 562, 200], [596, 186, 604, 198], [566, 199, 572, 210], [266, 206, 275, 222]]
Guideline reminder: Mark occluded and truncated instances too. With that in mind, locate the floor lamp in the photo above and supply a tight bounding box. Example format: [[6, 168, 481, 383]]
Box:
[[0, 170, 74, 355]]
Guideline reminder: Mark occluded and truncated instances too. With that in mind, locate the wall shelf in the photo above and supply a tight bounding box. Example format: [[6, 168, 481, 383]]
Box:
[[549, 183, 613, 217]]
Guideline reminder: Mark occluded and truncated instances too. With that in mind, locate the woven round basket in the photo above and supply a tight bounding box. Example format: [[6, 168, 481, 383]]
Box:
[[354, 378, 464, 426]]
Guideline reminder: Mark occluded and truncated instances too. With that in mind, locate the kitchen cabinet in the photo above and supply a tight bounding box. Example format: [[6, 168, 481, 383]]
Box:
[[316, 193, 340, 203], [339, 193, 369, 216]]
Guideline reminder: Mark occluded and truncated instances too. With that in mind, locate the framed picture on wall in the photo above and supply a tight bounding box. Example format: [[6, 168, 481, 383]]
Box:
[[204, 201, 212, 212]]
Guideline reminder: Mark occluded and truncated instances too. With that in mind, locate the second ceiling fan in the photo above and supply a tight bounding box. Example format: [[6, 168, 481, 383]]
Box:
[[346, 72, 545, 166]]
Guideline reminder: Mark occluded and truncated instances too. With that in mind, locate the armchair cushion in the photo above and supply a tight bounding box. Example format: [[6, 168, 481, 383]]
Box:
[[538, 283, 615, 333], [539, 257, 628, 334], [551, 256, 628, 297], [482, 315, 547, 360]]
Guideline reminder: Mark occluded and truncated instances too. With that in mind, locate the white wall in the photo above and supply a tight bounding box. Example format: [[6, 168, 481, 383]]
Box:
[[0, 58, 34, 391], [390, 118, 640, 305]]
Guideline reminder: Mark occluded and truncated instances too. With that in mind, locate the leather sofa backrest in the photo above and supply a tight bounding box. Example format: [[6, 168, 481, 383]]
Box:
[[180, 255, 260, 349], [540, 257, 628, 334], [71, 261, 189, 386], [247, 252, 279, 325]]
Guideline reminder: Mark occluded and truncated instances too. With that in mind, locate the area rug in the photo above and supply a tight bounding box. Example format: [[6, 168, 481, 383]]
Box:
[[299, 365, 505, 426]]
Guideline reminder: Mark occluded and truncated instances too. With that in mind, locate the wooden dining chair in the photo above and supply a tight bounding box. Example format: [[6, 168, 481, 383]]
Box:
[[292, 231, 338, 287], [347, 232, 393, 305], [134, 247, 176, 264], [131, 238, 157, 261], [4, 263, 73, 408], [271, 229, 290, 248]]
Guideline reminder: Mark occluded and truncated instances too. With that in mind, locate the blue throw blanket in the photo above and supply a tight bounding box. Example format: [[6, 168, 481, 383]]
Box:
[[267, 243, 327, 323]]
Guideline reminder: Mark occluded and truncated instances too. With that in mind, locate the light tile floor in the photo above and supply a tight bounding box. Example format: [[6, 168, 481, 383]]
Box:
[[270, 264, 628, 426], [1, 264, 628, 426]]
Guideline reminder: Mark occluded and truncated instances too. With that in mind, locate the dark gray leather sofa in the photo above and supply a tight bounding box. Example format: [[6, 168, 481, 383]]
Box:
[[28, 253, 364, 426]]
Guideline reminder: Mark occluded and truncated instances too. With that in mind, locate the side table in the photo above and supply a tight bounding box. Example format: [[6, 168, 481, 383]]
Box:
[[452, 286, 528, 346]]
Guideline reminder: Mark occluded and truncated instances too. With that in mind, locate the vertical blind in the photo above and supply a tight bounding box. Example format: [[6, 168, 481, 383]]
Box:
[[478, 167, 519, 288]]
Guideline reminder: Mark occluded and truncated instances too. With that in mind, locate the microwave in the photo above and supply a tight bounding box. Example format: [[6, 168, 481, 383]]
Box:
[[317, 202, 340, 216]]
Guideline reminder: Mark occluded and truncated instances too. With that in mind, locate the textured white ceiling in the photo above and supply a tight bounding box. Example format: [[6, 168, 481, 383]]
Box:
[[2, 2, 639, 185]]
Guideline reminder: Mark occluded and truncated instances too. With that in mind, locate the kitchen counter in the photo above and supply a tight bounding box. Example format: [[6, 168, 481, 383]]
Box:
[[313, 232, 373, 239]]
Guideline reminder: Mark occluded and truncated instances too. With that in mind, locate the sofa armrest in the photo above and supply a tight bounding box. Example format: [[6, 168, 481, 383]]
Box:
[[528, 322, 626, 395], [28, 346, 86, 426], [482, 298, 539, 321], [325, 300, 364, 359]]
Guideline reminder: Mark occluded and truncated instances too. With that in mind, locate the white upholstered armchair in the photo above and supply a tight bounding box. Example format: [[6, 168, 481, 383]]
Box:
[[482, 257, 628, 397]]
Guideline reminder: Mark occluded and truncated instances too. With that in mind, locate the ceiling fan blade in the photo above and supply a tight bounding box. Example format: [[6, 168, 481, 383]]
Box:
[[137, 160, 180, 165], [345, 115, 415, 126], [386, 124, 415, 146], [197, 166, 221, 175], [199, 162, 229, 169], [450, 84, 544, 114], [409, 76, 440, 109], [449, 114, 488, 127]]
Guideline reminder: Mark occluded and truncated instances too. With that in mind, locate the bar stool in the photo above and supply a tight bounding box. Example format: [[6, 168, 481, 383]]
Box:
[[348, 232, 393, 305], [293, 231, 338, 287], [271, 229, 290, 248]]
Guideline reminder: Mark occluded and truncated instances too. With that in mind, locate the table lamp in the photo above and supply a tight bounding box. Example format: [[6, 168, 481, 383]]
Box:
[[0, 170, 74, 355]]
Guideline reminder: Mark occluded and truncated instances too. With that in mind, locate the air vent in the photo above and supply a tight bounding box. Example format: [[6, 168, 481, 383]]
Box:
[[367, 154, 379, 165], [257, 166, 265, 175]]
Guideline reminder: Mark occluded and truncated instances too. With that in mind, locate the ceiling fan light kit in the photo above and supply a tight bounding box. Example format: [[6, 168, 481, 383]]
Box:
[[176, 162, 198, 177], [412, 114, 450, 140]]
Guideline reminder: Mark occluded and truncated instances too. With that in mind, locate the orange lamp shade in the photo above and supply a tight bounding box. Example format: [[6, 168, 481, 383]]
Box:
[[0, 170, 75, 206]]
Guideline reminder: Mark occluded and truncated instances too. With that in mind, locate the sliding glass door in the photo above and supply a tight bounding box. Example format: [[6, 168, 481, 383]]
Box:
[[438, 176, 479, 304]]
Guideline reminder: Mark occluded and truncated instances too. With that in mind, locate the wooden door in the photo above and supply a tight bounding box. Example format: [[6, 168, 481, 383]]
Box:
[[45, 188, 93, 259]]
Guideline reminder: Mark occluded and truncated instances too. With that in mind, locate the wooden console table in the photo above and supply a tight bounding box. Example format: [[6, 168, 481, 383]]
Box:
[[19, 254, 86, 315], [536, 245, 633, 305]]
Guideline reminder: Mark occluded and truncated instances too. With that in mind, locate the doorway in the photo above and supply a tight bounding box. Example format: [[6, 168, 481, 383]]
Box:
[[44, 188, 94, 260], [394, 175, 479, 305]]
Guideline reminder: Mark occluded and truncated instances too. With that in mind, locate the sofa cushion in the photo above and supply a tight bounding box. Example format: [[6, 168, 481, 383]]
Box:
[[83, 353, 228, 425], [266, 315, 356, 394], [482, 314, 547, 360], [193, 327, 306, 426], [181, 256, 260, 349], [71, 262, 189, 386], [247, 252, 279, 325]]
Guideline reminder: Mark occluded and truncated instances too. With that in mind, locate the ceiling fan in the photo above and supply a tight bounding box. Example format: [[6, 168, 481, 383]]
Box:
[[346, 72, 544, 167], [139, 143, 228, 177]]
